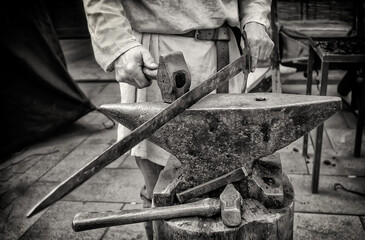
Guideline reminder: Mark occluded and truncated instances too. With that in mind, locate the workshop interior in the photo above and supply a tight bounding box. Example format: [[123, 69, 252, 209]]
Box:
[[0, 0, 364, 239]]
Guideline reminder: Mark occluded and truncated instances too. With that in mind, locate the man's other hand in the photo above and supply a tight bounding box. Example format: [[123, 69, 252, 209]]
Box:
[[243, 22, 274, 72], [114, 46, 158, 88]]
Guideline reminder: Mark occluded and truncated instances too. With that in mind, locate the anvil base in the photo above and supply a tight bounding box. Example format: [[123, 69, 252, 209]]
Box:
[[153, 154, 294, 239], [154, 154, 286, 208], [155, 173, 294, 240]]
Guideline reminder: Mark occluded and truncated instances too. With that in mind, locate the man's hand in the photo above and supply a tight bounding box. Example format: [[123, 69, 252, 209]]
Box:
[[114, 46, 158, 88], [242, 22, 274, 72]]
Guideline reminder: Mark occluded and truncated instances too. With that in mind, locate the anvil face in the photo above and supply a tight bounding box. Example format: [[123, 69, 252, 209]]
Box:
[[100, 93, 341, 191]]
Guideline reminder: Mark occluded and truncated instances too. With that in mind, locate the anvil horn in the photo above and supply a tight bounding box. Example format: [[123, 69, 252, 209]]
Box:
[[100, 93, 341, 191]]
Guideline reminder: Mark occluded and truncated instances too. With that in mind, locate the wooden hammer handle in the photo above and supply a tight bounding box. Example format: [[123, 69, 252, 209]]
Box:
[[72, 198, 220, 232]]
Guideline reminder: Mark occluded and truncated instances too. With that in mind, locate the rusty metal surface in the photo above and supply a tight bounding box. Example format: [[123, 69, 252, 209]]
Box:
[[153, 155, 182, 206], [248, 153, 284, 208], [100, 93, 341, 193], [156, 51, 191, 103], [27, 52, 249, 217]]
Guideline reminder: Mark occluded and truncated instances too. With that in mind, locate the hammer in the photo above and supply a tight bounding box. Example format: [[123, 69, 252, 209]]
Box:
[[72, 193, 242, 232], [72, 198, 220, 232], [143, 51, 191, 103]]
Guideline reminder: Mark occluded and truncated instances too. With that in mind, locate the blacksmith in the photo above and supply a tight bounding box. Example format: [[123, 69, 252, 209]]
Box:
[[82, 1, 274, 238]]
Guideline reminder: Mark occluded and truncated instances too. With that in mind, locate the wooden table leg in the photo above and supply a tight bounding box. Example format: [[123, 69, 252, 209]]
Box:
[[303, 47, 315, 157], [312, 61, 329, 193]]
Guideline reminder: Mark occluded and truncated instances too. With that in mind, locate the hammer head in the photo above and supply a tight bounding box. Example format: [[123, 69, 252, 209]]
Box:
[[157, 51, 191, 103], [220, 184, 242, 227]]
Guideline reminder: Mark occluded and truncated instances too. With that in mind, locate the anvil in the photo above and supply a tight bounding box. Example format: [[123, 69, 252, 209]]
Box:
[[71, 93, 340, 235], [100, 93, 341, 198]]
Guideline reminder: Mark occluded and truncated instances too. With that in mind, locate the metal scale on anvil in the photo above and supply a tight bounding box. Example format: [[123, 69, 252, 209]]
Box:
[[28, 51, 341, 239]]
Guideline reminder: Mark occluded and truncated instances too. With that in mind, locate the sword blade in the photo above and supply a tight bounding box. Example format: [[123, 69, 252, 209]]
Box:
[[27, 51, 248, 217]]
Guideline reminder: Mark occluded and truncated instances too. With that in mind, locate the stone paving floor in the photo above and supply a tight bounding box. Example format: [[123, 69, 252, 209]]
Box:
[[1, 81, 365, 240]]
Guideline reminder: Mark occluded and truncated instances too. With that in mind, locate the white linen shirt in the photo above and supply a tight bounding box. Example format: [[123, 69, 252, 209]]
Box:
[[82, 0, 271, 71]]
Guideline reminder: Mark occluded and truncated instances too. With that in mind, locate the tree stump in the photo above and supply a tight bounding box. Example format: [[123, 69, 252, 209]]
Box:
[[155, 173, 294, 240]]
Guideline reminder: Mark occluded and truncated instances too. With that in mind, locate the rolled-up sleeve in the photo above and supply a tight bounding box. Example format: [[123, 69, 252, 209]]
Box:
[[239, 0, 271, 30], [82, 0, 141, 71]]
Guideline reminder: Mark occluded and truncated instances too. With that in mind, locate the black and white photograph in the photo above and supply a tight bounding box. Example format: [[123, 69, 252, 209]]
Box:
[[0, 0, 364, 239]]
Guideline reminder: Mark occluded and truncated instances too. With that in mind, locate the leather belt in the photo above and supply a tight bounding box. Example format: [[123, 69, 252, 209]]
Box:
[[179, 27, 230, 42], [177, 26, 231, 93]]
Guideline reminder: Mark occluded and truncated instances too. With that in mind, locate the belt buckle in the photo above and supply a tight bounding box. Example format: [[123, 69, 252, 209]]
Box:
[[194, 30, 201, 40], [195, 29, 214, 40], [195, 28, 230, 41]]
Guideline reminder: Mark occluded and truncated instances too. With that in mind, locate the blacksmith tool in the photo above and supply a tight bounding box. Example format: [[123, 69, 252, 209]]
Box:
[[72, 198, 221, 232], [220, 184, 242, 227], [72, 188, 244, 232], [176, 167, 248, 204], [73, 184, 245, 232], [27, 50, 251, 217], [143, 51, 191, 103]]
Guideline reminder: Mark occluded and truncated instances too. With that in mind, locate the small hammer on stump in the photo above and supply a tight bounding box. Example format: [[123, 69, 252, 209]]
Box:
[[72, 198, 220, 232], [143, 51, 191, 103], [72, 194, 243, 232]]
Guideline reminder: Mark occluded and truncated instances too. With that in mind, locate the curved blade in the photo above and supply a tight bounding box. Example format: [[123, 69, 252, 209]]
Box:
[[27, 51, 248, 217]]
